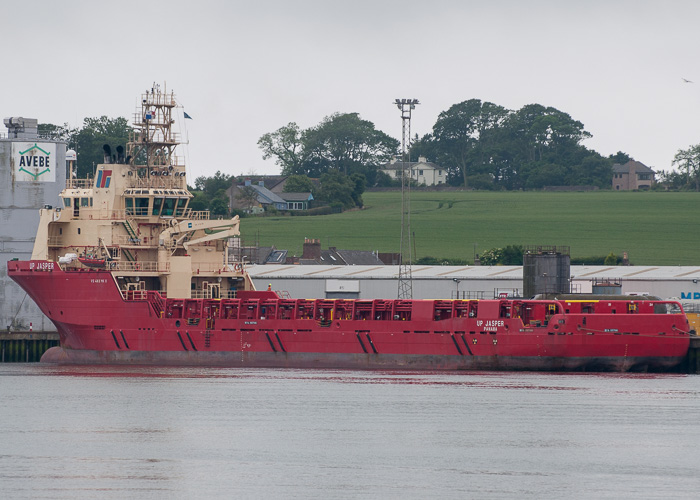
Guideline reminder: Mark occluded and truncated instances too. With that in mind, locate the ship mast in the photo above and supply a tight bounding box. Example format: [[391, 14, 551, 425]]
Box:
[[127, 83, 183, 175]]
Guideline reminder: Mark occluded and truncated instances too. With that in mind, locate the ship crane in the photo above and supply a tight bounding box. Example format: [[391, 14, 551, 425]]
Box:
[[158, 216, 241, 252]]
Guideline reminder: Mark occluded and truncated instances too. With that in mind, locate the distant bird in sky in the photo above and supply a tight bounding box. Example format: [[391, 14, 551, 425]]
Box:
[[682, 78, 693, 83]]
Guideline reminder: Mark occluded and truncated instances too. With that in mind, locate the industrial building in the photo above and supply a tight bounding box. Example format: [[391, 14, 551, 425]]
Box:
[[1, 117, 67, 332], [247, 264, 700, 307]]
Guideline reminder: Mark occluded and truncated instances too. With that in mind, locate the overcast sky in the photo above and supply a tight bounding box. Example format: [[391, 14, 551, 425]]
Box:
[[3, 0, 699, 179]]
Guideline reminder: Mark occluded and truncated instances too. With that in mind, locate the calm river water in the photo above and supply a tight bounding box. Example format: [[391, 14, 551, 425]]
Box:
[[1, 365, 698, 499]]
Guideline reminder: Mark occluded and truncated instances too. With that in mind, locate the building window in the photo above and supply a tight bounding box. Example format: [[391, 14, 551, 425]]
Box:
[[419, 169, 424, 176], [438, 170, 442, 176]]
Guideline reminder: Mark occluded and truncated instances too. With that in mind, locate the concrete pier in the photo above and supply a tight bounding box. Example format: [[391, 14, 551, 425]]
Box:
[[0, 332, 59, 362]]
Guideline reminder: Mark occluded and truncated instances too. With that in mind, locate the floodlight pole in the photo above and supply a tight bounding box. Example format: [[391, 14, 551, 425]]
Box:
[[395, 98, 419, 300]]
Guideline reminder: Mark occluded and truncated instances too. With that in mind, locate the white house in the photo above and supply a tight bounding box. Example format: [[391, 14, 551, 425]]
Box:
[[380, 156, 446, 186]]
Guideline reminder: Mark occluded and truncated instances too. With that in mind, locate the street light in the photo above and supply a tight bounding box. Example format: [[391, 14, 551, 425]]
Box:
[[453, 278, 461, 299]]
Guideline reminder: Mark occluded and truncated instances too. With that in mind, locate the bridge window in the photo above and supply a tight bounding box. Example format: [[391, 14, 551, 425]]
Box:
[[152, 197, 164, 216], [134, 197, 149, 216], [63, 198, 71, 207], [125, 198, 133, 215], [175, 197, 188, 216], [162, 197, 177, 217]]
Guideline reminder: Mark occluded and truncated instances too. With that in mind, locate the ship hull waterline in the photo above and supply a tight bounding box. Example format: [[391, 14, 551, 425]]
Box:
[[40, 346, 684, 372]]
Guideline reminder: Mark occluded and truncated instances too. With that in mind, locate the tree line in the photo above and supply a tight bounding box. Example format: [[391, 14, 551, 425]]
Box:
[[38, 99, 700, 222], [258, 100, 623, 190], [411, 100, 613, 190], [260, 100, 700, 191], [39, 117, 132, 179]]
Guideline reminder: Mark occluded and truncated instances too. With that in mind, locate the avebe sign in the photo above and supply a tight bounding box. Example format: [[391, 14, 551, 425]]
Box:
[[13, 142, 56, 182]]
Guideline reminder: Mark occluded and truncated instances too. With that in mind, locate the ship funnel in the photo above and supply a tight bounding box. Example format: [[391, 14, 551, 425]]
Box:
[[102, 144, 112, 164], [116, 145, 125, 164]]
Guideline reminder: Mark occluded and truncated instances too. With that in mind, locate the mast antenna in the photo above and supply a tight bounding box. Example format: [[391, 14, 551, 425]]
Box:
[[394, 98, 419, 299]]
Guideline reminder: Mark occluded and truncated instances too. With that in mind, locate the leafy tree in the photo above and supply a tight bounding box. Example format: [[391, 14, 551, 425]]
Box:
[[236, 185, 259, 213], [38, 123, 75, 142], [187, 190, 209, 212], [567, 154, 613, 188], [501, 245, 524, 265], [374, 170, 396, 187], [479, 245, 523, 265], [499, 104, 596, 189], [479, 247, 503, 265], [349, 172, 366, 208], [257, 123, 306, 174], [303, 112, 399, 177], [194, 170, 233, 195], [72, 116, 132, 178], [37, 117, 131, 179], [315, 171, 357, 209], [467, 173, 498, 190], [190, 170, 234, 217], [283, 174, 315, 194], [209, 198, 230, 218], [431, 99, 509, 188], [259, 113, 399, 179], [609, 151, 631, 164], [656, 169, 686, 190], [672, 144, 700, 191], [525, 162, 567, 189], [408, 133, 435, 162], [604, 252, 618, 266]]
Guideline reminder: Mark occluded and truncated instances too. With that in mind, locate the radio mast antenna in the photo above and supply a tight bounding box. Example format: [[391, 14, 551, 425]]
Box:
[[395, 98, 419, 299]]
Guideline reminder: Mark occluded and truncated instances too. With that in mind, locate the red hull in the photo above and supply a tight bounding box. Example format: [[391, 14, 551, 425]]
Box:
[[8, 261, 691, 372]]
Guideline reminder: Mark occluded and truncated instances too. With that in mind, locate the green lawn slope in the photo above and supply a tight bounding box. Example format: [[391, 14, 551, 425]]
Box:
[[239, 191, 700, 265]]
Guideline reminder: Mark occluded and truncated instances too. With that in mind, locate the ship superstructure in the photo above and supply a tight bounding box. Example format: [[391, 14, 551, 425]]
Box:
[[29, 85, 252, 302]]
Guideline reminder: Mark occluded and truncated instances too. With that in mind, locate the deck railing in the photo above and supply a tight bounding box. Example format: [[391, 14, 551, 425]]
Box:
[[192, 262, 238, 274], [63, 260, 170, 273], [66, 178, 94, 189]]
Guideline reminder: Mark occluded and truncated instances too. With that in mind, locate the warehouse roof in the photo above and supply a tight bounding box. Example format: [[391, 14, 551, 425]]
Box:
[[245, 264, 700, 281]]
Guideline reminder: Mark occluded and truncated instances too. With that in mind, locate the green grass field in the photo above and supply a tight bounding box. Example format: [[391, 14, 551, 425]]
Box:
[[239, 191, 700, 265]]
